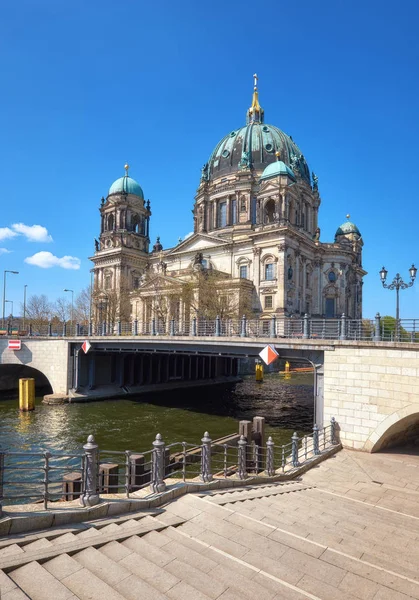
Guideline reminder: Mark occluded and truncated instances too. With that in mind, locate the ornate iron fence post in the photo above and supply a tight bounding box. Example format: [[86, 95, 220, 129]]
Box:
[[192, 316, 197, 336], [48, 323, 52, 337], [88, 321, 93, 336], [374, 312, 381, 341], [151, 318, 156, 336], [43, 450, 51, 510], [151, 434, 166, 493], [117, 320, 121, 336], [102, 321, 106, 336], [313, 424, 320, 455], [62, 322, 67, 337], [291, 432, 300, 467], [133, 319, 138, 336], [81, 435, 100, 507], [200, 431, 213, 482], [240, 315, 247, 338], [330, 417, 337, 445], [0, 451, 4, 518], [215, 315, 221, 337], [237, 435, 247, 479], [270, 315, 276, 338], [266, 436, 275, 476], [29, 323, 33, 337], [170, 318, 175, 336], [303, 313, 310, 339], [339, 313, 347, 340]]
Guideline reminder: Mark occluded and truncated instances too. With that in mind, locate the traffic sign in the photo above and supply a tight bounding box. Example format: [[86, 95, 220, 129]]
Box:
[[8, 339, 21, 351], [259, 344, 278, 365], [81, 340, 91, 354]]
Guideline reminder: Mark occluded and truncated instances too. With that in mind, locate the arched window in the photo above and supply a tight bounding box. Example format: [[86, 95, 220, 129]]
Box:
[[239, 265, 248, 279], [265, 263, 274, 280], [218, 202, 227, 227], [264, 199, 275, 224], [107, 214, 114, 231]]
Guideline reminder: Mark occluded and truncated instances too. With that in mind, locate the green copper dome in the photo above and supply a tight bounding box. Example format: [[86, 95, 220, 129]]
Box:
[[206, 123, 310, 183], [108, 175, 144, 199], [335, 220, 361, 241], [260, 160, 296, 181]]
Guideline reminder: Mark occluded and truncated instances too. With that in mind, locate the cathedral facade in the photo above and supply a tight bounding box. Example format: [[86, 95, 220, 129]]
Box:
[[90, 77, 366, 327]]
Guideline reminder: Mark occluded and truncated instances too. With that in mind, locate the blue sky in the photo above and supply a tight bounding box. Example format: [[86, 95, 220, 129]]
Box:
[[0, 0, 418, 319]]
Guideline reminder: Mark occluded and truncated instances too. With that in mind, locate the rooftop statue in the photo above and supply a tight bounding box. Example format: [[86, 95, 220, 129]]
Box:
[[312, 172, 319, 191], [239, 150, 251, 169], [201, 162, 209, 181]]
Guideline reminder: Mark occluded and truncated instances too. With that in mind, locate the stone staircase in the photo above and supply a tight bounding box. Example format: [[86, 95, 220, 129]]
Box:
[[2, 474, 419, 599]]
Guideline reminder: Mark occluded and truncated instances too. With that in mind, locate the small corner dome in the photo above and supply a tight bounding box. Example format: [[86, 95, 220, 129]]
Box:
[[260, 160, 296, 182], [108, 175, 144, 199], [335, 220, 361, 241]]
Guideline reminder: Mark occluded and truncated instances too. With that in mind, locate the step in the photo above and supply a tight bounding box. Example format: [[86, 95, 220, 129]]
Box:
[[22, 538, 54, 553], [43, 553, 126, 600], [143, 529, 218, 574], [165, 580, 213, 600], [164, 558, 228, 599], [205, 484, 312, 504], [71, 546, 166, 599], [0, 545, 24, 559], [8, 561, 78, 600], [0, 569, 29, 598], [116, 542, 180, 593]]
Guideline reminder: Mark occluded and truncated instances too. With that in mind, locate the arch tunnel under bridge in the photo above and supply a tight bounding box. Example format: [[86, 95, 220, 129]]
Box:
[[69, 339, 325, 426], [0, 364, 53, 397]]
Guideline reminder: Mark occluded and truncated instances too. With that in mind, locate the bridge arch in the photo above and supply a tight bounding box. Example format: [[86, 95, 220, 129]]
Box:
[[366, 404, 419, 452], [0, 364, 53, 398]]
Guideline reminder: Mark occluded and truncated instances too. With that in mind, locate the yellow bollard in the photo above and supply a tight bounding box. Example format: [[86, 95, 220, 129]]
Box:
[[285, 361, 290, 373], [19, 378, 35, 411], [255, 362, 264, 382]]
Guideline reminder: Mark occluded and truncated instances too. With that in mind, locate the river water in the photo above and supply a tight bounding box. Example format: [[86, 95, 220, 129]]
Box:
[[0, 373, 314, 454]]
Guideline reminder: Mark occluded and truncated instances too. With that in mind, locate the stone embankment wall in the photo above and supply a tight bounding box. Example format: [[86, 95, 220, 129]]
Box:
[[0, 339, 70, 394], [324, 345, 419, 451]]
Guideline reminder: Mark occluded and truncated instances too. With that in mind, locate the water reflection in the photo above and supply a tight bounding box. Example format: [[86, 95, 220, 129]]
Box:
[[0, 373, 314, 454]]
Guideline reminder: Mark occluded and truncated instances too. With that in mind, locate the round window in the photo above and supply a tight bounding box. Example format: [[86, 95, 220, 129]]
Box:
[[230, 131, 236, 137], [265, 143, 273, 152], [222, 150, 230, 158], [328, 271, 336, 282], [263, 126, 269, 132]]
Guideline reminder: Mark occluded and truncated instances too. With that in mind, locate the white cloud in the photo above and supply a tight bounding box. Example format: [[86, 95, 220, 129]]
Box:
[[0, 227, 18, 241], [0, 248, 12, 255], [12, 223, 53, 243], [25, 251, 81, 270]]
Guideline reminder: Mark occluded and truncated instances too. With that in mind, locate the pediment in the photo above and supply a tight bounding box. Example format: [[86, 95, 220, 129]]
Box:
[[135, 274, 185, 292], [167, 233, 230, 255]]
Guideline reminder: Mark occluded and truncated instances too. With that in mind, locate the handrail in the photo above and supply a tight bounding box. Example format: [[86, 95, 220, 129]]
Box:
[[0, 418, 339, 513]]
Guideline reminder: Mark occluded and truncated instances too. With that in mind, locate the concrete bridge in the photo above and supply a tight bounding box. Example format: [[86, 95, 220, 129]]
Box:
[[1, 335, 418, 453]]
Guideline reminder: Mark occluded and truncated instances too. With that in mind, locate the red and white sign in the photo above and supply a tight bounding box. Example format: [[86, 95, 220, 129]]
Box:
[[81, 340, 92, 354], [259, 344, 279, 365], [8, 339, 21, 351]]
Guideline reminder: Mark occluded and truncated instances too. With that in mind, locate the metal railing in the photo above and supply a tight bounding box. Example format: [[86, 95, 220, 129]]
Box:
[[3, 314, 419, 343], [0, 419, 339, 513]]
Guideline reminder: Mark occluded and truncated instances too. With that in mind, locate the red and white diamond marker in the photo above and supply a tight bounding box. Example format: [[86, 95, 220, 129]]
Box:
[[81, 340, 91, 354], [259, 344, 279, 365]]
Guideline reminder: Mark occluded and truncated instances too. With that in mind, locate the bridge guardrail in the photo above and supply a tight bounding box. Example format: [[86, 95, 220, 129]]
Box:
[[0, 419, 338, 513], [4, 314, 419, 343]]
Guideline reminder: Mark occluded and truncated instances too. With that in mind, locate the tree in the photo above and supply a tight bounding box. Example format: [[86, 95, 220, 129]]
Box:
[[23, 294, 52, 333], [52, 297, 71, 323], [75, 287, 91, 324], [380, 315, 409, 341]]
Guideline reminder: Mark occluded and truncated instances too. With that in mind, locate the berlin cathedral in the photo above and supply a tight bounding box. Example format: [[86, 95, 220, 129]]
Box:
[[90, 76, 366, 326]]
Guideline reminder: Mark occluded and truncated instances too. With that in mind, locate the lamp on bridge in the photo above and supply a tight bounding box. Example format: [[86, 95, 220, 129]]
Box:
[[2, 270, 19, 330], [63, 288, 74, 330], [379, 264, 417, 340]]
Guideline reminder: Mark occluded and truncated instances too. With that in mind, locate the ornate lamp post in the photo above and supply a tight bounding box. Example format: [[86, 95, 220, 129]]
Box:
[[63, 288, 74, 329], [379, 264, 417, 340], [2, 270, 19, 330]]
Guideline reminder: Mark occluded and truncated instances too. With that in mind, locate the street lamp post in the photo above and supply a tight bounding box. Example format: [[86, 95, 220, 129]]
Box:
[[63, 289, 74, 332], [2, 270, 19, 330], [23, 284, 28, 332], [5, 300, 13, 332], [379, 264, 417, 340]]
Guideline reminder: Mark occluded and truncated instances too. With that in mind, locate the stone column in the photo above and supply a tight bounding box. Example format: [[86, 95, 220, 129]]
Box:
[[253, 247, 261, 297], [301, 257, 307, 314]]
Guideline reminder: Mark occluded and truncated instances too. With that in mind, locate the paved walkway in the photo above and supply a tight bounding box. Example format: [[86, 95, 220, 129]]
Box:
[[1, 448, 419, 599]]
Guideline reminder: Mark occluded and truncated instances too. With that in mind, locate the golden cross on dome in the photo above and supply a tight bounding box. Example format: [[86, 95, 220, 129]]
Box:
[[253, 73, 258, 89], [275, 150, 281, 161], [124, 163, 130, 176], [346, 214, 350, 220]]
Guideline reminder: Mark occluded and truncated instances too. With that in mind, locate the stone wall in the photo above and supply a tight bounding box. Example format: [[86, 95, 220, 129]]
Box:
[[324, 345, 419, 451], [0, 340, 70, 394]]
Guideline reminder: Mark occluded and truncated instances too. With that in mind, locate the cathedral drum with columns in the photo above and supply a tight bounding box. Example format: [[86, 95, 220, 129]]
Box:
[[91, 76, 366, 327]]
